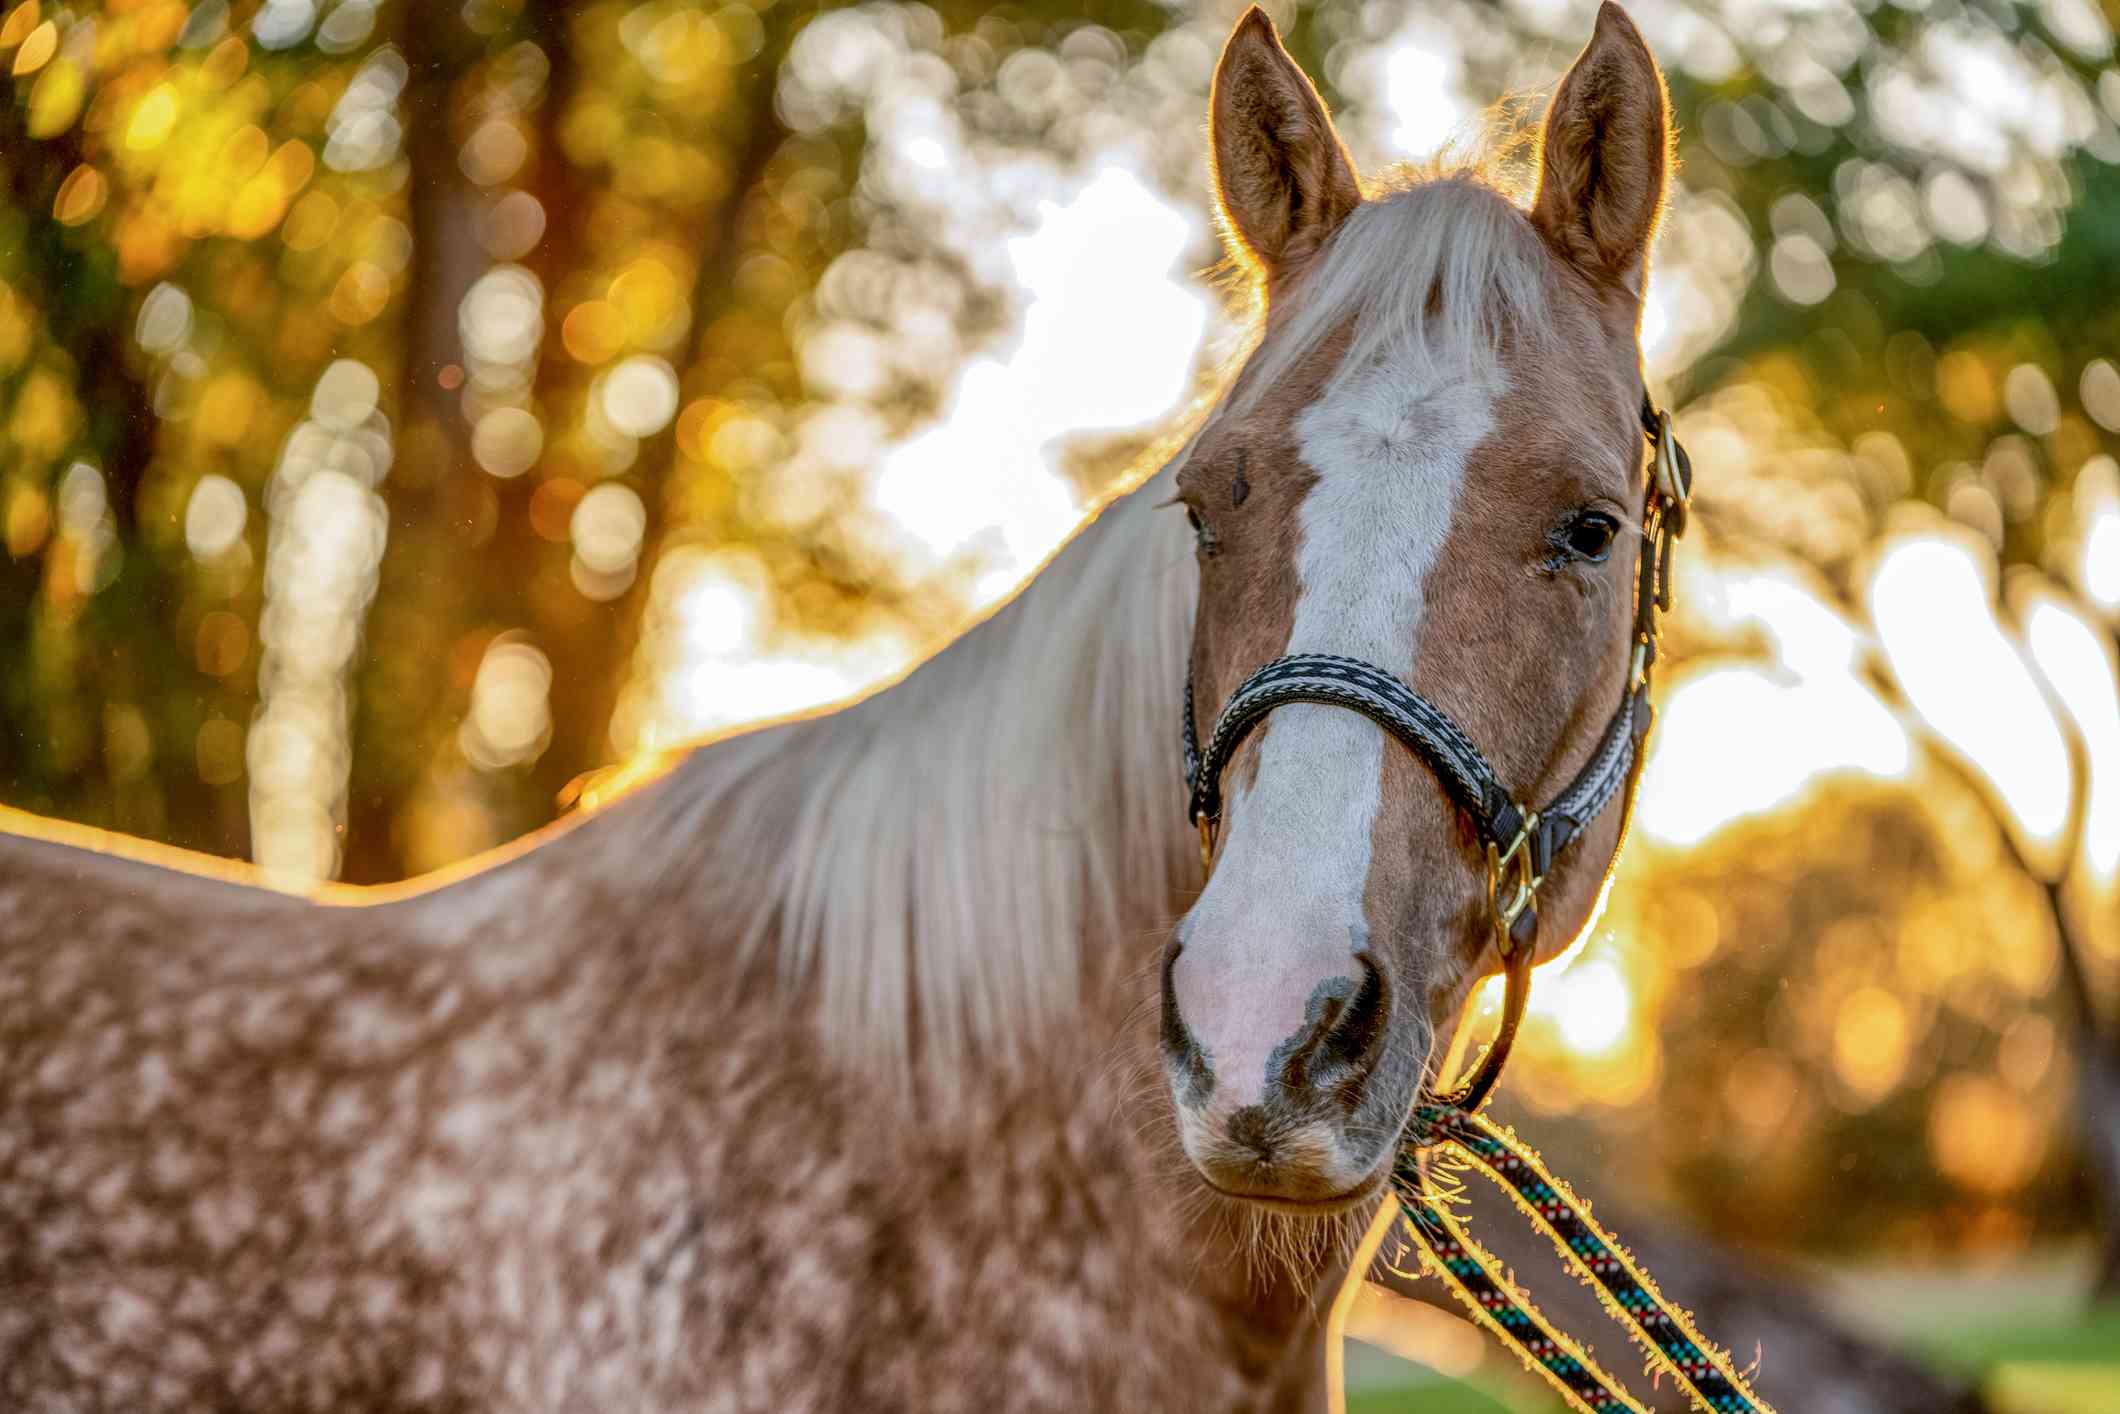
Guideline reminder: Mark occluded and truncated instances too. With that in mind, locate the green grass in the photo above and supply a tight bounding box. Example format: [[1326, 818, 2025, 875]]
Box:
[[1908, 1307, 2120, 1371], [1924, 1309, 2120, 1414], [1347, 1382, 1521, 1414]]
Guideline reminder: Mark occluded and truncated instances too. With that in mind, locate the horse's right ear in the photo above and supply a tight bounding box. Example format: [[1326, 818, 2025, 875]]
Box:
[[1210, 7, 1360, 283]]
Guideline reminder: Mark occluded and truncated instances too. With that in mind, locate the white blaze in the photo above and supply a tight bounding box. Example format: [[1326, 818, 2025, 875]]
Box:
[[1179, 358, 1497, 1098]]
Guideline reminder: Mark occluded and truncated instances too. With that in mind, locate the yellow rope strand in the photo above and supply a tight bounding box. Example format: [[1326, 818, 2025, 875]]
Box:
[[1390, 1173, 1650, 1414], [1447, 1115, 1780, 1414]]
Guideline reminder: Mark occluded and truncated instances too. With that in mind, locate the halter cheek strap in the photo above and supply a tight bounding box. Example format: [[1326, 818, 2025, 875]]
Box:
[[1179, 392, 1692, 1112]]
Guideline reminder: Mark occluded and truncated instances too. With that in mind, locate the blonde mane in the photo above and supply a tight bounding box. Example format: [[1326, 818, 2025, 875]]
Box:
[[657, 467, 1198, 1075], [661, 169, 1559, 1074], [1233, 171, 1553, 414]]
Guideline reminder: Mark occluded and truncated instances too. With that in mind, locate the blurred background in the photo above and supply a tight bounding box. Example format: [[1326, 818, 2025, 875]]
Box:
[[2, 0, 2118, 1408]]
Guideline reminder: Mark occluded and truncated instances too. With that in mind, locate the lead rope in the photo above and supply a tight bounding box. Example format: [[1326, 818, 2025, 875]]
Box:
[[1392, 1161, 1650, 1413], [1390, 1106, 1776, 1414]]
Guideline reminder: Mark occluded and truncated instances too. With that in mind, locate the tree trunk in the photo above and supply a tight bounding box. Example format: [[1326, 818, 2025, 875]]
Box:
[[2078, 1035, 2120, 1301], [1958, 738, 2119, 1306], [1850, 585, 2119, 1310]]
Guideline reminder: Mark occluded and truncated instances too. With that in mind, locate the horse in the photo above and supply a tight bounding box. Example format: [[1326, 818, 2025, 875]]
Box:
[[0, 5, 1674, 1408]]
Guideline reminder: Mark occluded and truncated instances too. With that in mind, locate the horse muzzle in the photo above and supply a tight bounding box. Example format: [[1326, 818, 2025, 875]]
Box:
[[1160, 939, 1425, 1207]]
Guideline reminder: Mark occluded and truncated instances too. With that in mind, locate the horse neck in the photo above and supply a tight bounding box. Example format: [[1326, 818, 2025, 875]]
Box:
[[475, 471, 1362, 1370], [567, 463, 1201, 1079]]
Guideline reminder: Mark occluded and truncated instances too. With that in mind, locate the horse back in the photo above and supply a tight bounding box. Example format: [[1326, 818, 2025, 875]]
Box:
[[0, 828, 604, 1409], [0, 825, 1315, 1412]]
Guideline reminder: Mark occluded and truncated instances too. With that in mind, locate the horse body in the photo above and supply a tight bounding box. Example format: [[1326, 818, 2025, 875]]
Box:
[[1, 5, 1681, 1406], [0, 485, 1343, 1412]]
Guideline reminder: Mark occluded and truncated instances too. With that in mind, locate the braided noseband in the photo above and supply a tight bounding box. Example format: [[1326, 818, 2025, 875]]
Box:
[[1180, 391, 1692, 1110]]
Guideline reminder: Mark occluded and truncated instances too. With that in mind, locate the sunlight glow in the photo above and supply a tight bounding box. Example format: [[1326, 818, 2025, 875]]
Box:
[[1700, 565, 1866, 677], [621, 546, 915, 748], [2085, 501, 2120, 610], [1639, 667, 1911, 847], [1834, 986, 1913, 1105], [2023, 594, 2120, 877], [1381, 38, 1465, 158], [1534, 957, 1632, 1057], [250, 362, 391, 884], [1637, 566, 1910, 847], [183, 474, 248, 561], [1642, 198, 1767, 379], [461, 639, 553, 770], [871, 165, 1208, 598], [1870, 535, 2073, 847]]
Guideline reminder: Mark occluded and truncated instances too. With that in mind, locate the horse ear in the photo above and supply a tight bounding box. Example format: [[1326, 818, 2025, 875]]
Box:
[[1531, 2, 1671, 296], [1210, 7, 1360, 281]]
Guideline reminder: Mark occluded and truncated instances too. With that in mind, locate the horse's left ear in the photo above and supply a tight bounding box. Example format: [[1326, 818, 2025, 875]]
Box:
[[1531, 2, 1671, 298]]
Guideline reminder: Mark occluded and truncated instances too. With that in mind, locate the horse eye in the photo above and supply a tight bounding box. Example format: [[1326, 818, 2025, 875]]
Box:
[[1560, 511, 1619, 563]]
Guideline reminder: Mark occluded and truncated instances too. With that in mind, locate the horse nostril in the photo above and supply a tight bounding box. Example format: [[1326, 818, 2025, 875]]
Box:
[[1285, 952, 1391, 1092], [1340, 953, 1391, 1067], [1159, 937, 1214, 1106]]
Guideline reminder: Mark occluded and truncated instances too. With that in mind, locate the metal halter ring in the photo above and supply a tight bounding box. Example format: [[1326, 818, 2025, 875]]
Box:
[[1484, 810, 1541, 957]]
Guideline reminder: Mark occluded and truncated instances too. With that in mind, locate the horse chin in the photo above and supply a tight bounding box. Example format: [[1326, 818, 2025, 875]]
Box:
[[1201, 1160, 1389, 1216], [1186, 1164, 1387, 1290]]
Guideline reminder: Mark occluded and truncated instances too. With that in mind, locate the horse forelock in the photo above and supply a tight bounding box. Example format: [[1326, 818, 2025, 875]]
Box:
[[1230, 168, 1556, 418]]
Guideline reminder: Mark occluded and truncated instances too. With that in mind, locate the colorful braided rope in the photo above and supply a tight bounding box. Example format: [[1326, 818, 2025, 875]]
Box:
[[1391, 1105, 1778, 1414], [1391, 1152, 1647, 1413]]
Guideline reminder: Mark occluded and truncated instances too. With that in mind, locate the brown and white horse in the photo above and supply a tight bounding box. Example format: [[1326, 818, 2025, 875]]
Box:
[[0, 6, 1670, 1409]]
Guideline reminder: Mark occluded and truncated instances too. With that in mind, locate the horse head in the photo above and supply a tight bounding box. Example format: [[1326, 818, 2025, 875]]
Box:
[[1160, 3, 1671, 1211]]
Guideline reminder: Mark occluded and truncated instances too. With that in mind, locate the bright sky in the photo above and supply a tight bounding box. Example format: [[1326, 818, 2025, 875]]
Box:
[[631, 545, 903, 746], [1381, 34, 1466, 159], [633, 163, 1211, 746], [1869, 534, 2075, 851], [2022, 590, 2120, 877], [872, 164, 1210, 600], [1637, 565, 1911, 848]]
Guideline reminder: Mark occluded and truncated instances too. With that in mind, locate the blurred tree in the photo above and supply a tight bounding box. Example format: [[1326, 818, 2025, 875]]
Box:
[[2, 0, 407, 869], [1955, 593, 2120, 1300], [345, 0, 857, 879]]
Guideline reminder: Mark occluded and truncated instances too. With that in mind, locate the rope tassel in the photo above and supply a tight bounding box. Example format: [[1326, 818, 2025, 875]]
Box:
[[1392, 1108, 1779, 1414]]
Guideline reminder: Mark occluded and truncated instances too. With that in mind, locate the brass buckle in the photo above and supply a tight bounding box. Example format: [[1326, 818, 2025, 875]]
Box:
[[1484, 810, 1540, 956], [1629, 636, 1650, 690], [1654, 411, 1688, 509]]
